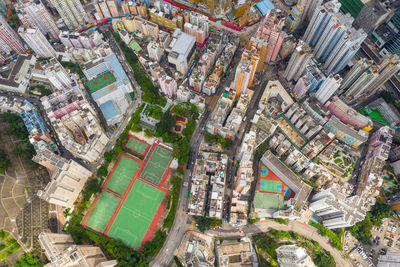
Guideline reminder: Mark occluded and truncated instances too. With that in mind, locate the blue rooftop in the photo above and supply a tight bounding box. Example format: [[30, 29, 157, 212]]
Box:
[[100, 100, 120, 121], [255, 0, 274, 16], [104, 54, 128, 82]]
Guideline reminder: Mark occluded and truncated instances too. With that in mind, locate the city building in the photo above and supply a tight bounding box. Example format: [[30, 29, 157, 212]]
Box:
[[41, 90, 109, 163], [48, 0, 90, 30], [15, 0, 60, 40], [286, 4, 304, 32], [158, 75, 177, 97], [82, 53, 133, 125], [283, 41, 312, 82], [147, 40, 164, 61], [309, 184, 371, 229], [0, 15, 25, 59], [59, 31, 104, 49], [95, 0, 120, 19], [252, 151, 312, 220], [38, 232, 118, 267], [276, 245, 315, 267], [149, 7, 183, 30], [184, 11, 209, 45], [353, 0, 394, 34], [18, 27, 57, 58], [233, 60, 253, 98], [389, 145, 400, 162], [338, 57, 372, 94], [365, 98, 400, 128], [167, 29, 196, 74], [314, 74, 342, 104], [0, 0, 6, 18], [188, 151, 228, 219], [259, 80, 294, 116], [121, 16, 160, 39], [35, 149, 92, 208], [121, 0, 148, 18], [0, 54, 36, 93], [377, 251, 400, 267], [293, 74, 312, 100], [376, 8, 400, 57], [303, 0, 367, 73], [325, 95, 373, 131], [176, 231, 215, 267], [342, 54, 400, 103], [216, 237, 258, 267], [32, 58, 73, 90]]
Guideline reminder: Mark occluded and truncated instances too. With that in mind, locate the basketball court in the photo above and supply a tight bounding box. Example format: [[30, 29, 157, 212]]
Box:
[[141, 146, 172, 185], [125, 136, 150, 156], [258, 163, 295, 199], [104, 154, 141, 195], [106, 179, 166, 249], [83, 191, 120, 233]]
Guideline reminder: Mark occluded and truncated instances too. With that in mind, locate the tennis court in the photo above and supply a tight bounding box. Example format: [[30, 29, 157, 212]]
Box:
[[259, 179, 282, 193], [125, 137, 149, 155], [87, 71, 116, 92], [105, 155, 141, 195], [141, 146, 172, 185], [84, 192, 120, 233], [107, 179, 165, 249]]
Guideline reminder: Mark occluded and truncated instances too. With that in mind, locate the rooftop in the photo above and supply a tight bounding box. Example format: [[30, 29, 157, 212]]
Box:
[[87, 71, 116, 92]]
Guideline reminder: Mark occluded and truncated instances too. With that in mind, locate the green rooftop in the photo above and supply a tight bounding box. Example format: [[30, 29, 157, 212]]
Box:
[[87, 71, 116, 92], [129, 40, 142, 52]]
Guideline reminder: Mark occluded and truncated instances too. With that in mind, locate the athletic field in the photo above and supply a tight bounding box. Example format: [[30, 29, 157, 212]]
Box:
[[84, 192, 120, 232], [105, 155, 140, 195], [87, 71, 116, 92], [258, 163, 294, 199], [107, 179, 165, 249], [259, 179, 282, 193], [141, 146, 172, 185], [125, 137, 149, 155]]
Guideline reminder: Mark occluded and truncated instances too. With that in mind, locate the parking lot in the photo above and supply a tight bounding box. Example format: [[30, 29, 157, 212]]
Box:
[[346, 216, 400, 266]]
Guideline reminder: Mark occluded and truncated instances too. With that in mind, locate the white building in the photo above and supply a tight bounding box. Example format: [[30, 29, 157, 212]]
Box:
[[147, 40, 164, 61], [283, 41, 312, 82], [16, 0, 60, 40], [158, 75, 177, 97], [32, 58, 73, 90], [168, 30, 196, 74], [18, 27, 57, 58], [276, 245, 315, 267], [0, 54, 36, 93], [314, 74, 342, 104], [377, 251, 400, 267], [49, 0, 90, 30], [39, 232, 118, 267], [35, 150, 92, 208], [60, 31, 104, 49]]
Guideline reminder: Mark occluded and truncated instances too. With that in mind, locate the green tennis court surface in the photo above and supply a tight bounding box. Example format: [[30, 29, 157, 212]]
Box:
[[260, 165, 268, 177], [254, 192, 284, 210], [259, 179, 282, 193], [141, 146, 172, 184], [107, 179, 165, 249], [126, 138, 148, 154], [85, 192, 120, 232], [87, 71, 116, 92], [106, 156, 140, 195]]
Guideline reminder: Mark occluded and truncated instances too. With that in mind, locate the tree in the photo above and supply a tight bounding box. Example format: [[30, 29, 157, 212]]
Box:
[[0, 149, 10, 174], [314, 251, 335, 267], [96, 166, 108, 178], [156, 111, 176, 136], [173, 138, 190, 164], [104, 152, 112, 163], [193, 216, 222, 232], [349, 214, 372, 244], [14, 253, 42, 267]]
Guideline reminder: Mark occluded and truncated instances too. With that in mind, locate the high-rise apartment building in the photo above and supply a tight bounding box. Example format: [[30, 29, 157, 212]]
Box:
[[315, 74, 342, 104], [240, 45, 260, 87], [15, 0, 60, 40], [303, 0, 366, 73], [233, 60, 252, 98], [95, 0, 120, 19], [283, 41, 312, 82], [338, 57, 372, 94], [0, 15, 25, 55], [59, 31, 104, 49], [0, 0, 7, 18], [18, 27, 57, 58], [147, 40, 164, 61], [343, 54, 400, 102], [49, 0, 89, 30], [276, 245, 315, 267], [35, 149, 92, 208], [39, 232, 118, 267], [293, 73, 312, 100], [253, 10, 285, 64]]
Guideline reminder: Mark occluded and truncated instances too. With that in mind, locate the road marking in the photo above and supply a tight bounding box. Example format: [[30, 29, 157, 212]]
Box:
[[189, 220, 196, 230]]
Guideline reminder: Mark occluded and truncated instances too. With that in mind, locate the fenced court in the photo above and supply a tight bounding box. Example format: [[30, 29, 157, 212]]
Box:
[[259, 179, 282, 193], [87, 71, 116, 92], [106, 179, 165, 249], [125, 136, 149, 156], [141, 146, 172, 185], [104, 154, 141, 195], [83, 192, 120, 233]]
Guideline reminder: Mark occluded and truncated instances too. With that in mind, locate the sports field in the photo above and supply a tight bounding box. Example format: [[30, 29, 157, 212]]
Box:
[[258, 163, 294, 199], [87, 71, 116, 92], [84, 192, 120, 232], [141, 146, 172, 185], [259, 179, 282, 193], [125, 137, 148, 155], [105, 155, 141, 195], [107, 179, 165, 249]]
